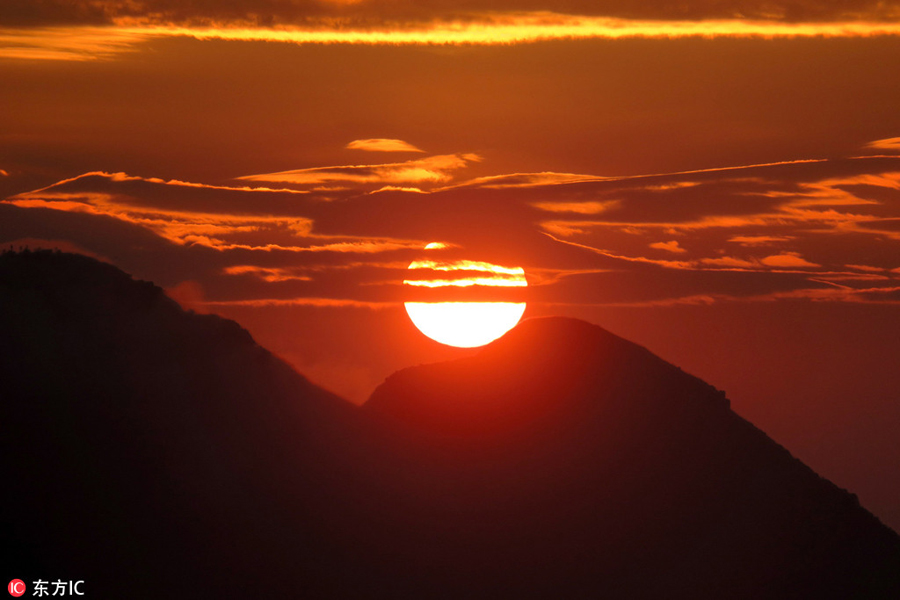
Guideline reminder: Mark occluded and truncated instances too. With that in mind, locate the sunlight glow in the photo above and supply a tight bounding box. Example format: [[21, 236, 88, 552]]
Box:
[[404, 302, 527, 348], [403, 254, 528, 347]]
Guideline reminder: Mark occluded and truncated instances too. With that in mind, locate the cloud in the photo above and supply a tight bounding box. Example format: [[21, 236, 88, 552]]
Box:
[[864, 137, 900, 153], [844, 263, 885, 273], [5, 150, 900, 309], [201, 297, 394, 309], [223, 265, 313, 282], [0, 26, 152, 61], [404, 259, 528, 289], [7, 5, 900, 60], [6, 1, 900, 29], [729, 235, 794, 246], [346, 139, 424, 153], [698, 256, 756, 268], [649, 241, 686, 253], [3, 172, 431, 257], [531, 200, 619, 215], [456, 172, 608, 190], [237, 154, 478, 188], [759, 252, 820, 268]]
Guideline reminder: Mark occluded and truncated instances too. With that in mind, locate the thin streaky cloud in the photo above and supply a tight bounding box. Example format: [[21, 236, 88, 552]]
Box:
[[531, 200, 619, 215], [90, 18, 900, 45], [0, 26, 152, 61], [346, 139, 424, 153], [543, 232, 836, 274], [223, 266, 313, 282], [201, 297, 395, 309], [237, 154, 477, 187], [844, 264, 886, 272], [22, 171, 310, 196], [449, 159, 828, 193], [729, 235, 794, 246], [368, 186, 427, 194], [546, 285, 900, 307], [7, 0, 900, 28], [450, 172, 609, 190], [9, 15, 900, 60], [4, 187, 430, 255], [864, 137, 900, 152]]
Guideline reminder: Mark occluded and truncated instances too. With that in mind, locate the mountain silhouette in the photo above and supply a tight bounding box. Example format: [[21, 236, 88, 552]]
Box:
[[0, 249, 369, 597], [364, 317, 900, 597], [2, 250, 898, 598]]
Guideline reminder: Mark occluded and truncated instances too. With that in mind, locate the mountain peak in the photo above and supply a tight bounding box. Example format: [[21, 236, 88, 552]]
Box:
[[363, 315, 900, 597], [366, 316, 728, 441]]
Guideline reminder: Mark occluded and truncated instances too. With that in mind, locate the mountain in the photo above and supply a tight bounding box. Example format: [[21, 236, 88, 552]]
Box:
[[0, 249, 369, 597], [364, 317, 900, 597], [2, 250, 898, 598]]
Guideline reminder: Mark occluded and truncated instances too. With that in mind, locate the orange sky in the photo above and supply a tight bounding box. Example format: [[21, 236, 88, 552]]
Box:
[[2, 1, 900, 531]]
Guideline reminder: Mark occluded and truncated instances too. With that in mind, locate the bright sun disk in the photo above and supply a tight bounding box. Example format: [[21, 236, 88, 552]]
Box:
[[403, 250, 527, 347]]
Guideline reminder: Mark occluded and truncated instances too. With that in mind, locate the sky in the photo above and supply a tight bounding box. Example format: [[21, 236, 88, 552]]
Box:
[[2, 1, 900, 530]]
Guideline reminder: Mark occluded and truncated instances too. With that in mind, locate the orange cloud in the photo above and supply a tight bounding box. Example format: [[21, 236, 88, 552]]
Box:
[[729, 235, 793, 246], [404, 259, 527, 289], [649, 241, 686, 253], [531, 200, 619, 215], [456, 172, 608, 190], [8, 5, 900, 61], [223, 265, 313, 282], [4, 174, 430, 255], [6, 151, 900, 309], [202, 297, 393, 309], [699, 256, 757, 268], [368, 186, 427, 194], [844, 264, 885, 273], [759, 252, 820, 268], [70, 18, 900, 49], [403, 277, 527, 288], [864, 137, 900, 153], [0, 26, 153, 61], [346, 139, 424, 153], [409, 260, 525, 276], [237, 154, 478, 187]]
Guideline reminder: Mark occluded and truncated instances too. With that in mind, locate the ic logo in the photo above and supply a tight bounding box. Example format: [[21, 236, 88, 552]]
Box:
[[7, 580, 25, 597]]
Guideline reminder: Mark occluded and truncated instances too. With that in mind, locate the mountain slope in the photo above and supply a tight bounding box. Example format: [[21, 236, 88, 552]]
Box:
[[0, 249, 367, 597], [364, 317, 900, 598]]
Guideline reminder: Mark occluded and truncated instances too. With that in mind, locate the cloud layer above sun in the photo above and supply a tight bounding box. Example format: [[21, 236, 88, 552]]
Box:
[[4, 138, 899, 310], [5, 1, 900, 60], [5, 1, 900, 27]]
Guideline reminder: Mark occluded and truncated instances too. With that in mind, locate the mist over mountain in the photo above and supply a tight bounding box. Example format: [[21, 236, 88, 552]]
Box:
[[2, 250, 898, 598]]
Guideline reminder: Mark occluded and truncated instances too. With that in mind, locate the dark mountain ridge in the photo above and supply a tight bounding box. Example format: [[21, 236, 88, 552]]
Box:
[[364, 317, 900, 597], [0, 249, 367, 597], [2, 250, 898, 598]]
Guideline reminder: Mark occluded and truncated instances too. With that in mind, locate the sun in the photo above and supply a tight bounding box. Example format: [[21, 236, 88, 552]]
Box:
[[403, 248, 527, 348], [405, 302, 527, 348]]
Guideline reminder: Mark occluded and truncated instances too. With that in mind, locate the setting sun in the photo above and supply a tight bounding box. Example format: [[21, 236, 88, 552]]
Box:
[[404, 301, 527, 348], [403, 252, 527, 347]]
